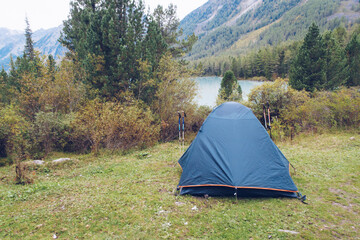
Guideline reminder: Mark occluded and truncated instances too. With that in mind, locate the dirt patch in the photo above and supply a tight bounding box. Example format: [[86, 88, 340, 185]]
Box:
[[329, 187, 343, 195], [331, 202, 354, 211]]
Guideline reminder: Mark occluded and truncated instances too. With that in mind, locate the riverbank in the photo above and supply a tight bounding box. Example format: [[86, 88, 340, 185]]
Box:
[[238, 76, 268, 81], [199, 75, 269, 82]]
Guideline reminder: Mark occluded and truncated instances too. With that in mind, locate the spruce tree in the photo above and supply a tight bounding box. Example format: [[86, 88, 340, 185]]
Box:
[[61, 0, 196, 100], [47, 55, 56, 81], [345, 33, 360, 86], [0, 67, 7, 103], [24, 17, 35, 61], [219, 70, 242, 100], [322, 31, 348, 90], [289, 23, 325, 92]]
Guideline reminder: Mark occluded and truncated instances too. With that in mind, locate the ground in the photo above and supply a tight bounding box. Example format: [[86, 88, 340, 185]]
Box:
[[0, 131, 359, 239]]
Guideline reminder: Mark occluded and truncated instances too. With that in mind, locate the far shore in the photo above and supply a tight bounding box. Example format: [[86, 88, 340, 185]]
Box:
[[195, 75, 269, 82]]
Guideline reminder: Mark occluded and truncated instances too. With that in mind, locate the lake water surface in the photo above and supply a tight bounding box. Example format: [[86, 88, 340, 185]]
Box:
[[193, 76, 264, 107]]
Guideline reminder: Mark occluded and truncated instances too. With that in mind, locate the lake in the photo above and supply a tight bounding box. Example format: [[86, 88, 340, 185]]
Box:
[[193, 76, 264, 107]]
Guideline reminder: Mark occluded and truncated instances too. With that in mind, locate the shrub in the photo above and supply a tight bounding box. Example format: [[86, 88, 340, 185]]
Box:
[[0, 105, 31, 161], [0, 105, 34, 184], [247, 78, 297, 121], [29, 111, 74, 158], [152, 53, 198, 141], [247, 79, 360, 140], [72, 98, 160, 153]]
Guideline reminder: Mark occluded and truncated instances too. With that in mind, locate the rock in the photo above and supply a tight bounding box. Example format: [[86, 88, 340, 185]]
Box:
[[52, 158, 71, 164], [35, 223, 44, 229], [278, 229, 299, 234], [350, 137, 355, 140], [33, 160, 45, 165], [191, 206, 198, 211], [175, 201, 185, 206]]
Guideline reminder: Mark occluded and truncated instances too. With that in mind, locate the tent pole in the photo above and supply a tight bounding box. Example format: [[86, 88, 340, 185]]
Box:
[[178, 112, 182, 155], [182, 111, 186, 153], [263, 104, 267, 130], [267, 102, 272, 139]]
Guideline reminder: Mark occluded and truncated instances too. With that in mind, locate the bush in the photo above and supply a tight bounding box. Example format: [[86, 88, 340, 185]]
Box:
[[0, 105, 31, 161], [152, 53, 198, 141], [29, 111, 74, 158], [247, 78, 299, 120], [71, 98, 160, 153], [247, 79, 360, 140]]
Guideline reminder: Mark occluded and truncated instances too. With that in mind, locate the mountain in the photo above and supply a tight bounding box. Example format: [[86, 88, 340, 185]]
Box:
[[180, 0, 360, 60], [0, 26, 67, 70]]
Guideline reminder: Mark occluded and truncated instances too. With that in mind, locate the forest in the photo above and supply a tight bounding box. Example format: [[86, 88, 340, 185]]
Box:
[[198, 23, 360, 88]]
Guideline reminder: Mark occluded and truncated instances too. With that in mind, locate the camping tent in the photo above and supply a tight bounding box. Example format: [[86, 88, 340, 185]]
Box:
[[177, 102, 300, 198]]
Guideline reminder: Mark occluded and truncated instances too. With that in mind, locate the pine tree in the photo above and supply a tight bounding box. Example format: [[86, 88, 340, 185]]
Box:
[[219, 70, 242, 100], [24, 17, 35, 61], [61, 0, 196, 100], [322, 31, 348, 90], [0, 67, 8, 103], [289, 23, 325, 92], [47, 55, 56, 81], [345, 33, 360, 86]]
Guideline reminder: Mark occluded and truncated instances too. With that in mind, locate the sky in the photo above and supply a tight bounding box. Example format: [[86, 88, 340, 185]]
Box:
[[0, 0, 207, 31]]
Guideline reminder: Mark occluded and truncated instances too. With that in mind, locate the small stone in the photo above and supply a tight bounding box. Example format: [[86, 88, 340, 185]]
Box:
[[36, 224, 44, 229], [175, 201, 185, 206], [191, 206, 198, 211], [33, 160, 45, 165], [350, 137, 355, 141], [52, 158, 71, 163], [278, 229, 299, 234]]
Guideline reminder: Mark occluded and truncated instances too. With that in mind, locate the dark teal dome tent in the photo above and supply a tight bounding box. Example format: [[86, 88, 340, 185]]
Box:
[[177, 102, 302, 198]]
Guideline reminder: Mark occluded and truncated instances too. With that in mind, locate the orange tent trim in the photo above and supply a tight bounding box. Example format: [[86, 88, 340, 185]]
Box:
[[178, 184, 299, 193]]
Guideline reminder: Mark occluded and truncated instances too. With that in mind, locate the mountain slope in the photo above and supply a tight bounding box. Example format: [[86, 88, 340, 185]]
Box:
[[180, 0, 360, 60], [0, 26, 67, 70]]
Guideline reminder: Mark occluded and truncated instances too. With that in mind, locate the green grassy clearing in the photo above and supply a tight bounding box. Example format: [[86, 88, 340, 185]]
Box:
[[0, 131, 359, 239]]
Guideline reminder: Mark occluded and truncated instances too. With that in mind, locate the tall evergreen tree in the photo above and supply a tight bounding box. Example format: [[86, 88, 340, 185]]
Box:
[[219, 70, 242, 100], [322, 31, 348, 90], [289, 23, 325, 92], [0, 67, 8, 103], [61, 0, 196, 100], [345, 32, 360, 86], [47, 55, 57, 81], [24, 17, 35, 61]]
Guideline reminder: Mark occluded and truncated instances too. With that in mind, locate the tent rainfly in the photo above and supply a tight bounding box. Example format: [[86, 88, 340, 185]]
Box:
[[177, 102, 303, 198]]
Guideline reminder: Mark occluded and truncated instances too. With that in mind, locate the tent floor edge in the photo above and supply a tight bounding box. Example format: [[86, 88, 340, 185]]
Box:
[[180, 186, 298, 198]]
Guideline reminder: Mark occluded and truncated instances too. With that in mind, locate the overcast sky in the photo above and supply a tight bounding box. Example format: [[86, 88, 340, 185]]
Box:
[[0, 0, 207, 31]]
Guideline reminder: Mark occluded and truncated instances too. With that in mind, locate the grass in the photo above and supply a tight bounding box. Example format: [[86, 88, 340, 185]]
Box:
[[0, 131, 359, 239]]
